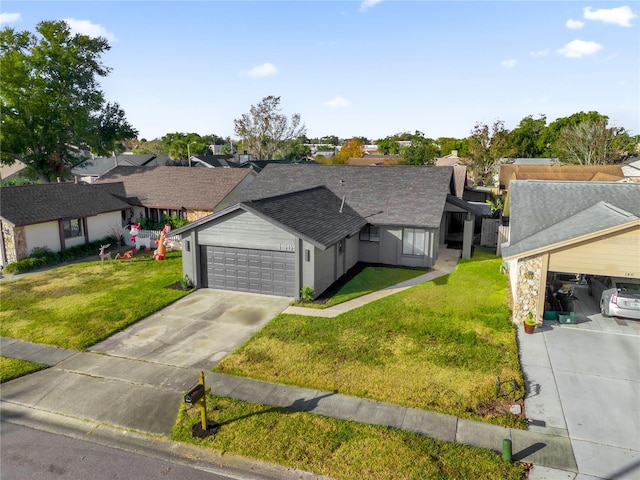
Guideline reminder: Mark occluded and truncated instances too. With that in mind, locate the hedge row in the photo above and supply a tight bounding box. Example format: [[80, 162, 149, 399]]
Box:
[[2, 238, 115, 275]]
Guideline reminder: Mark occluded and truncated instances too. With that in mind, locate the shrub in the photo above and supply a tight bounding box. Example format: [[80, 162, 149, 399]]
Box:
[[300, 286, 315, 301]]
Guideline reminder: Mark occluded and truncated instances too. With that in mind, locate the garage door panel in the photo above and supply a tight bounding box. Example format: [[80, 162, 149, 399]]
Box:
[[202, 245, 295, 297]]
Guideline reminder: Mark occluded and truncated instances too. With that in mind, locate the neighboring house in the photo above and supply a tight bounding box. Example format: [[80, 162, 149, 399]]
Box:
[[171, 164, 482, 299], [0, 160, 28, 182], [622, 157, 640, 181], [190, 154, 238, 168], [0, 181, 131, 266], [95, 165, 255, 223], [498, 164, 626, 219], [248, 159, 318, 174], [501, 180, 640, 324], [71, 154, 156, 183]]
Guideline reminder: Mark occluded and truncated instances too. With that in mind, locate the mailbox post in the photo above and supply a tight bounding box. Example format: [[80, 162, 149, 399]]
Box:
[[184, 370, 211, 430]]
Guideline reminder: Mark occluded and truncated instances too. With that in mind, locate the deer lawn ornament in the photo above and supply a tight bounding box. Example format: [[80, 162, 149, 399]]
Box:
[[98, 244, 112, 263]]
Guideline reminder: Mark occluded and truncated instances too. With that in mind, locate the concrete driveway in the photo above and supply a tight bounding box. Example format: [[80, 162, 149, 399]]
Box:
[[522, 283, 640, 479], [91, 289, 291, 369]]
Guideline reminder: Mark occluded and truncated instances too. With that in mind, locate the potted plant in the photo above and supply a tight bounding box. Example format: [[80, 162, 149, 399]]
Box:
[[524, 312, 536, 334]]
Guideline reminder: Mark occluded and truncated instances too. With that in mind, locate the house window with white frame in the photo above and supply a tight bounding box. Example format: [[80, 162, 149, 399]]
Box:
[[359, 225, 380, 242], [402, 228, 426, 255], [62, 218, 83, 238]]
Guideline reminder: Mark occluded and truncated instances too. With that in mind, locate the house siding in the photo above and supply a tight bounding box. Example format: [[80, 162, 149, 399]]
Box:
[[197, 210, 296, 252], [345, 235, 359, 271], [548, 227, 640, 278], [24, 221, 61, 256], [86, 211, 123, 243], [314, 244, 336, 296]]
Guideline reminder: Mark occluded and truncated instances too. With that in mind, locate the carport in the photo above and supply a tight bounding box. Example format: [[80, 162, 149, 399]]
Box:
[[501, 181, 640, 324]]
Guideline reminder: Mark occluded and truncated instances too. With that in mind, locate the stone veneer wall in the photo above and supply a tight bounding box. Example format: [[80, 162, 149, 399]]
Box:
[[513, 254, 543, 324]]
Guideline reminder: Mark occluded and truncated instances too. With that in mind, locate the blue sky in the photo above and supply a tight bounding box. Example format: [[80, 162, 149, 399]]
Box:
[[2, 1, 638, 141]]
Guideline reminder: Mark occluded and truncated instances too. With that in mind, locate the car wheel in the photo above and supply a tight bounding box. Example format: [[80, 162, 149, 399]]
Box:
[[600, 300, 610, 317]]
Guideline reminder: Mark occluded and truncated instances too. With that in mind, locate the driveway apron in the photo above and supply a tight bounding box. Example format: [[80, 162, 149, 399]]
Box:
[[90, 289, 292, 369], [522, 283, 640, 480]]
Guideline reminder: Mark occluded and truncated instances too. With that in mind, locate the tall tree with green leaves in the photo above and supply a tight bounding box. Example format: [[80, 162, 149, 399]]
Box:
[[464, 120, 515, 186], [399, 131, 439, 165], [233, 96, 306, 160], [509, 115, 547, 158], [0, 20, 137, 182]]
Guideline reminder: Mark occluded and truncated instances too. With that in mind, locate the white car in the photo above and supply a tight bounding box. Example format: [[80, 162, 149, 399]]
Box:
[[588, 276, 640, 320]]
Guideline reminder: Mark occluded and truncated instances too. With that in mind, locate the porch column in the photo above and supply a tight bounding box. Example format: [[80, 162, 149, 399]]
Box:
[[462, 215, 474, 259]]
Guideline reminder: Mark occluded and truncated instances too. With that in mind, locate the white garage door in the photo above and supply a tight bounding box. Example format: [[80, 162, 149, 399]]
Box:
[[201, 246, 296, 297]]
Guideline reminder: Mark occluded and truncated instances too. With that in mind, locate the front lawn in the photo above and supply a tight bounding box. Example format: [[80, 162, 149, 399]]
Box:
[[0, 251, 189, 350], [173, 396, 527, 480], [295, 265, 427, 308], [0, 357, 47, 382], [217, 250, 526, 428]]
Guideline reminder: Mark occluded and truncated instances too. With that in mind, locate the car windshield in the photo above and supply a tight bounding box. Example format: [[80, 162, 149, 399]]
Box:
[[617, 282, 640, 294]]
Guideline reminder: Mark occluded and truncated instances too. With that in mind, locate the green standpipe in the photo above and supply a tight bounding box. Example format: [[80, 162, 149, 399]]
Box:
[[502, 438, 512, 462]]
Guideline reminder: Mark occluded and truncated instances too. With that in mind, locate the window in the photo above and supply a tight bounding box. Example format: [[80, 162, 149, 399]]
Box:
[[359, 226, 380, 242], [402, 228, 426, 256], [63, 219, 83, 238], [305, 249, 310, 262]]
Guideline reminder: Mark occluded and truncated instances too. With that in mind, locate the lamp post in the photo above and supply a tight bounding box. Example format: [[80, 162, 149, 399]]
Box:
[[187, 141, 197, 167]]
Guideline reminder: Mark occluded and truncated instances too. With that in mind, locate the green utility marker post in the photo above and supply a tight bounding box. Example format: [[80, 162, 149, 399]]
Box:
[[502, 438, 512, 462]]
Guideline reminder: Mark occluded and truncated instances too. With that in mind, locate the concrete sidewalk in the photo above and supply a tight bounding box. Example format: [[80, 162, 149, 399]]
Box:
[[1, 341, 578, 474]]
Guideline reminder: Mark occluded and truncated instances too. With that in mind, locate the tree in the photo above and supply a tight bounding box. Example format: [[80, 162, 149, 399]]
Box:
[[464, 120, 515, 186], [509, 115, 547, 158], [281, 137, 312, 161], [0, 20, 137, 182], [399, 131, 438, 165], [233, 96, 306, 160], [556, 118, 635, 165], [436, 137, 469, 157], [335, 138, 364, 163], [540, 111, 607, 158]]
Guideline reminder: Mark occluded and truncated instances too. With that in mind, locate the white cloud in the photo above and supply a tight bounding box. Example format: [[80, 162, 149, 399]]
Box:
[[0, 12, 21, 24], [530, 49, 550, 57], [360, 0, 383, 12], [63, 18, 116, 41], [557, 39, 603, 58], [501, 59, 517, 69], [246, 62, 278, 78], [566, 19, 585, 29], [583, 6, 637, 27], [325, 96, 350, 108]]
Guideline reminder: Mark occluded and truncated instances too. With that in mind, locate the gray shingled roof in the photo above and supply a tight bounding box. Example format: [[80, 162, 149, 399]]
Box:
[[170, 187, 368, 249], [0, 182, 132, 227], [95, 166, 252, 211], [241, 164, 455, 228], [503, 181, 640, 258], [243, 187, 367, 249]]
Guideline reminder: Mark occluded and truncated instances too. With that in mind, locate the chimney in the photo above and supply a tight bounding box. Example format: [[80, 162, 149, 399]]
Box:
[[74, 176, 78, 184], [57, 177, 61, 183]]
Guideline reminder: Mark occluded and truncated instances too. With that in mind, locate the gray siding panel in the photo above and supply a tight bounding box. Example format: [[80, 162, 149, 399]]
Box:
[[198, 210, 296, 252]]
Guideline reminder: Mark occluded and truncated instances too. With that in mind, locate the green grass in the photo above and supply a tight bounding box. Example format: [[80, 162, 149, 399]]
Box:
[[173, 396, 527, 480], [0, 357, 47, 382], [217, 250, 526, 428], [295, 266, 427, 309], [0, 251, 189, 350]]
